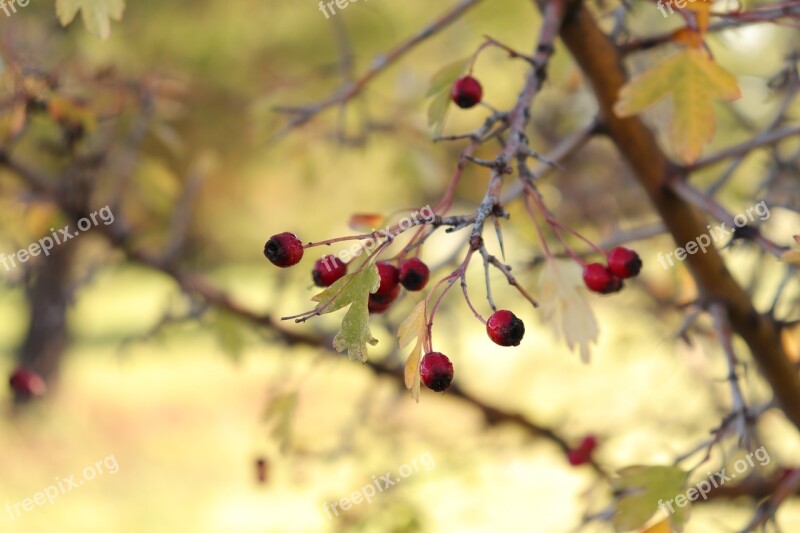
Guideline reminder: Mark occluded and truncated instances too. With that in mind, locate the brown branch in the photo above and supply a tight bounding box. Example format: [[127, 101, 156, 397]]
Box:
[[540, 0, 800, 431]]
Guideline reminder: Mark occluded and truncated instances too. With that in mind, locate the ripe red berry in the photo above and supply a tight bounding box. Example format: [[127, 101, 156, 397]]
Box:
[[583, 263, 623, 294], [486, 310, 525, 347], [451, 76, 483, 109], [374, 262, 400, 296], [398, 258, 430, 291], [607, 247, 642, 279], [368, 284, 401, 314], [419, 352, 454, 392], [567, 435, 598, 466], [312, 255, 347, 287], [264, 232, 304, 267], [9, 367, 46, 398]]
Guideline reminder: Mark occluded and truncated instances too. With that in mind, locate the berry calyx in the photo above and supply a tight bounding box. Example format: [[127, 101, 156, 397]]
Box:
[[374, 262, 400, 296], [312, 255, 347, 287], [419, 352, 454, 392], [264, 232, 304, 267], [9, 367, 46, 398], [583, 263, 623, 294], [398, 258, 430, 291], [451, 76, 483, 109], [486, 310, 525, 347], [607, 247, 642, 279], [368, 284, 401, 314]]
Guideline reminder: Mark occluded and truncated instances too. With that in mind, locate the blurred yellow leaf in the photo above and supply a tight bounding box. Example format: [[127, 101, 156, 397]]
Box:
[[349, 213, 386, 232], [614, 48, 741, 163], [613, 465, 689, 531], [56, 0, 125, 39], [426, 58, 468, 98], [781, 249, 800, 265], [640, 518, 672, 533], [538, 259, 598, 362], [398, 300, 428, 402]]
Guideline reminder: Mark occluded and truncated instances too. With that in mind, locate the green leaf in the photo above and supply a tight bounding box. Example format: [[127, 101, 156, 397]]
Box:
[[426, 58, 468, 98], [213, 310, 246, 361], [56, 0, 125, 39], [311, 264, 381, 362], [263, 392, 297, 454], [612, 465, 689, 531], [427, 89, 451, 137]]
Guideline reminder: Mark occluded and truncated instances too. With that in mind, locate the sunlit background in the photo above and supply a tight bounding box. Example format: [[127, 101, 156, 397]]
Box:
[[0, 1, 799, 531]]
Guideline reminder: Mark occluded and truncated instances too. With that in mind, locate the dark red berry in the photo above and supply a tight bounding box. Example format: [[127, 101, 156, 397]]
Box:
[[398, 258, 430, 291], [577, 435, 598, 453], [312, 255, 347, 287], [419, 352, 454, 392], [583, 263, 623, 294], [255, 457, 268, 484], [486, 310, 525, 347], [567, 448, 592, 466], [368, 284, 401, 314], [9, 367, 46, 398], [607, 247, 642, 278], [451, 76, 483, 109], [374, 262, 400, 296], [264, 232, 304, 267], [567, 435, 598, 466]]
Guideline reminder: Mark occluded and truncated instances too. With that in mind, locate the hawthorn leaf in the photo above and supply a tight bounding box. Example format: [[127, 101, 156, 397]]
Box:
[[311, 264, 380, 362], [427, 89, 451, 137], [426, 58, 468, 98], [612, 465, 689, 531], [56, 0, 125, 39], [538, 259, 598, 362], [398, 300, 428, 402], [614, 48, 741, 163]]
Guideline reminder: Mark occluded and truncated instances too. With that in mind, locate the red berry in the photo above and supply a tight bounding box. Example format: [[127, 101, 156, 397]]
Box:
[[567, 435, 598, 466], [607, 247, 642, 279], [451, 76, 483, 109], [264, 232, 304, 267], [567, 448, 592, 466], [583, 263, 623, 294], [398, 258, 430, 291], [577, 435, 598, 453], [312, 255, 347, 287], [486, 310, 525, 347], [368, 284, 401, 314], [374, 262, 400, 296], [9, 367, 46, 398], [419, 352, 454, 392]]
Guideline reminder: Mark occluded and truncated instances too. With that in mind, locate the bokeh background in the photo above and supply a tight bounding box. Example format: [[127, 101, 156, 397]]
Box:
[[0, 0, 799, 531]]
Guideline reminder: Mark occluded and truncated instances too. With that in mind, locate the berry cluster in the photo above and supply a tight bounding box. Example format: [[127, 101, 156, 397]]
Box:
[[263, 232, 431, 316], [582, 247, 642, 294], [261, 74, 644, 397]]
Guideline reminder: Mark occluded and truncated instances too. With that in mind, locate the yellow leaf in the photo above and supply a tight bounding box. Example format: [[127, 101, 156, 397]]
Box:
[[56, 0, 125, 39], [640, 518, 672, 533], [349, 213, 385, 232], [538, 259, 598, 362], [615, 48, 741, 163], [782, 249, 800, 265], [398, 300, 428, 402]]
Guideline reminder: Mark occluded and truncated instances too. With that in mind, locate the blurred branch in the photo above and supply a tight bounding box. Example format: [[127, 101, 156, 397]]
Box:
[[271, 0, 484, 140]]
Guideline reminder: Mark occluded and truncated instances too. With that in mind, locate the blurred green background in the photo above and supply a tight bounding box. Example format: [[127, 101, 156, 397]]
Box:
[[0, 0, 799, 531]]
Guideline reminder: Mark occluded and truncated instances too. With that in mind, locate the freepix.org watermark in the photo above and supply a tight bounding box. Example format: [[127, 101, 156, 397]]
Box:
[[4, 454, 119, 521], [656, 0, 704, 18], [658, 446, 771, 515], [657, 201, 770, 270], [319, 205, 435, 272], [0, 0, 30, 18], [323, 451, 435, 519], [0, 205, 115, 272]]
